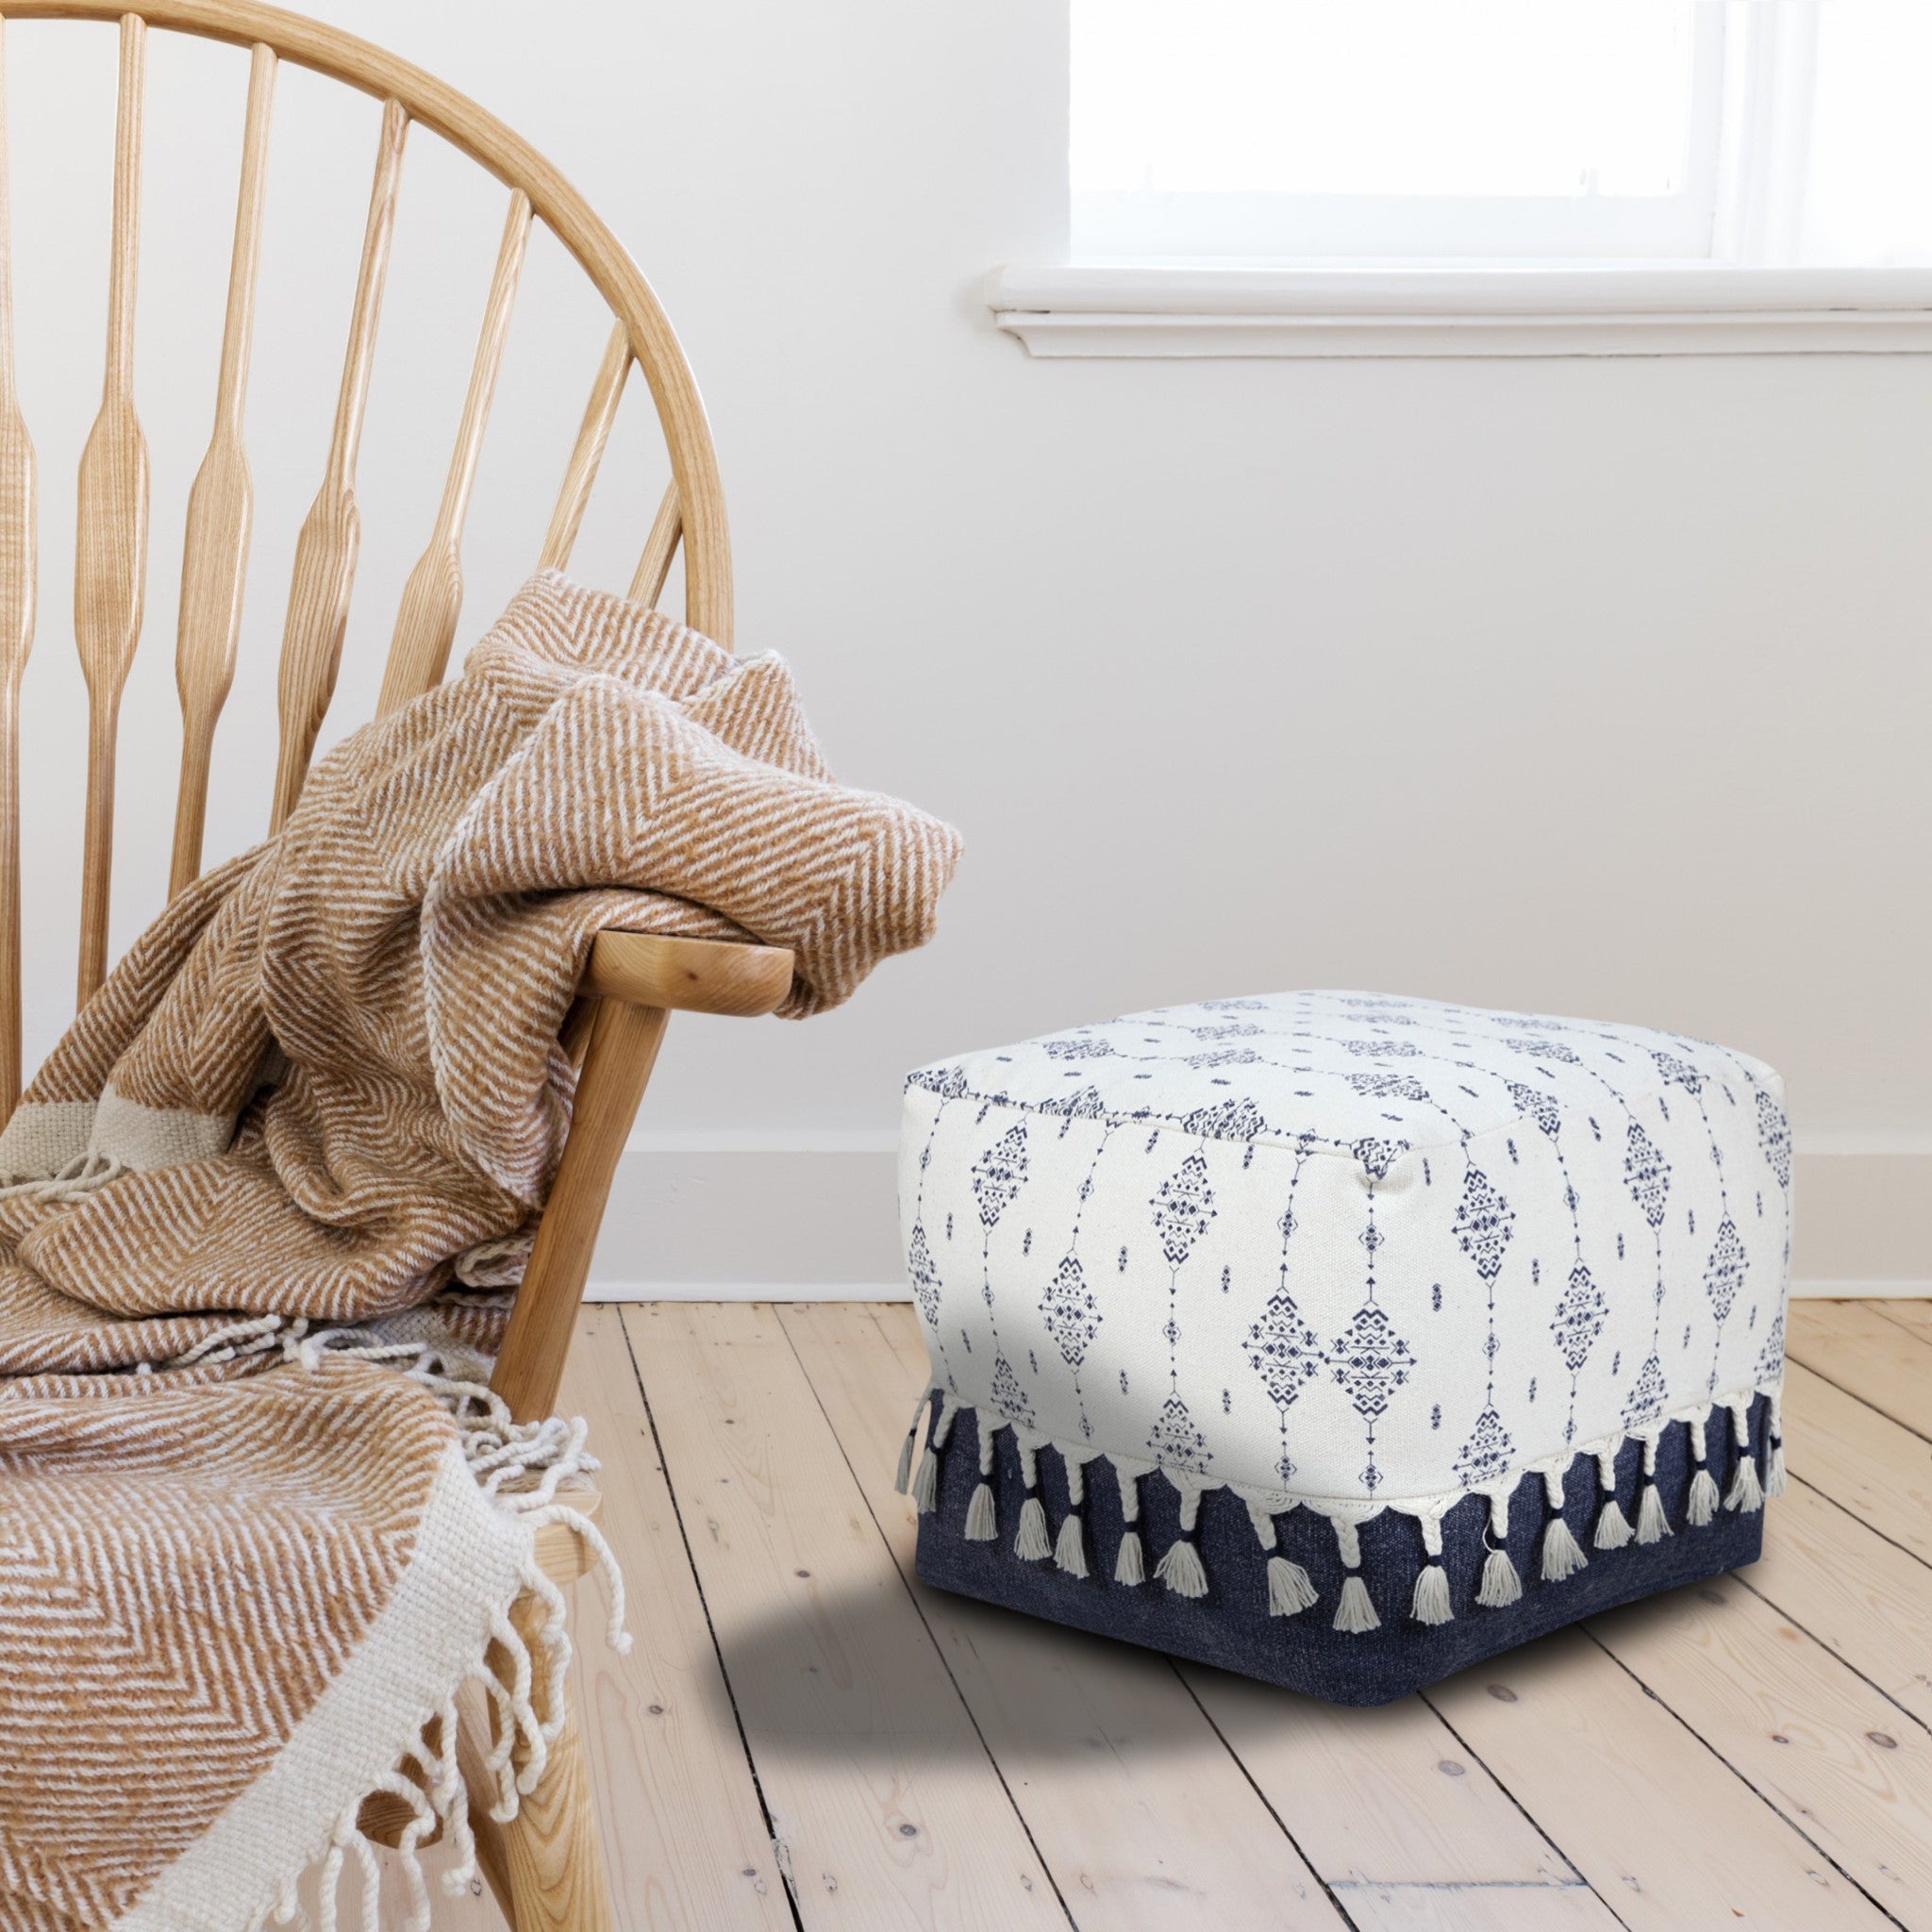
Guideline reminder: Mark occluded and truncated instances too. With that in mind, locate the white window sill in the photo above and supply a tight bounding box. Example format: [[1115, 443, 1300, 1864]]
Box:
[[989, 264, 1932, 358]]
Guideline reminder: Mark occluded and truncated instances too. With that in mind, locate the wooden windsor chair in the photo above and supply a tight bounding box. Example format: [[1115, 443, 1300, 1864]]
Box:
[[0, 3, 793, 1925]]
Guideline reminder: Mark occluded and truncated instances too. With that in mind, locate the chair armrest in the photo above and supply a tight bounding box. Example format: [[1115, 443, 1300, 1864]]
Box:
[[581, 930, 792, 1016]]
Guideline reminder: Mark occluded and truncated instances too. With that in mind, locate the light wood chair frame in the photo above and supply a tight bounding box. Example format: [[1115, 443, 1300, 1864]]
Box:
[[0, 6, 793, 1926]]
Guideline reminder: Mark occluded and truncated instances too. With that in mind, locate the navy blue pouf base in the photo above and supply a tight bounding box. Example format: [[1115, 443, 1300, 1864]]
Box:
[[914, 1399, 1768, 1707]]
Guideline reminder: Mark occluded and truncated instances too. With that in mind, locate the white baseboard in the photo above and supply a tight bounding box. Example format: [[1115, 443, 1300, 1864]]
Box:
[[589, 1138, 1932, 1302]]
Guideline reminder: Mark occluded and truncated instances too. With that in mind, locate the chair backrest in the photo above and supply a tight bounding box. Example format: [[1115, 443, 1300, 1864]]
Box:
[[0, 0, 733, 1112]]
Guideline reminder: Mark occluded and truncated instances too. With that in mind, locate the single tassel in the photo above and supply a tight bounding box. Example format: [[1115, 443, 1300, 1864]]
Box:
[[1411, 1564, 1453, 1625], [1015, 1495, 1052, 1560], [1687, 1418, 1719, 1526], [1476, 1491, 1521, 1608], [1593, 1448, 1632, 1549], [1725, 1455, 1763, 1514], [1155, 1537, 1208, 1597], [1410, 1513, 1454, 1625], [1688, 1468, 1720, 1525], [1245, 1498, 1315, 1616], [1541, 1466, 1589, 1581], [893, 1388, 931, 1495], [1478, 1546, 1523, 1607], [1013, 1442, 1052, 1558], [1268, 1555, 1318, 1615], [1114, 1466, 1145, 1585], [1055, 1510, 1089, 1576], [1764, 1387, 1787, 1497], [1594, 1496, 1633, 1550], [1330, 1517, 1379, 1634], [964, 1412, 998, 1541], [1056, 1452, 1089, 1575], [1636, 1483, 1671, 1542], [1334, 1574, 1379, 1634], [1635, 1429, 1672, 1543], [911, 1448, 941, 1515], [915, 1398, 957, 1515], [1724, 1402, 1763, 1513], [1156, 1484, 1209, 1597], [964, 1483, 997, 1541]]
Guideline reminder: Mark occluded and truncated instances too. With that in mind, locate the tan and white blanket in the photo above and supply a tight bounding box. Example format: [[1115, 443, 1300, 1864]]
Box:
[[0, 572, 961, 1932]]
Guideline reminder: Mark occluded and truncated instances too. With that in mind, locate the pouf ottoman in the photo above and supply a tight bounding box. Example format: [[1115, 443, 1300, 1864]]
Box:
[[893, 991, 1790, 1706]]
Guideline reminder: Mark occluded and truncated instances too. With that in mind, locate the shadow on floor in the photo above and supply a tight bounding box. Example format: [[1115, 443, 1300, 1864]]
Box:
[[704, 1565, 1357, 1765]]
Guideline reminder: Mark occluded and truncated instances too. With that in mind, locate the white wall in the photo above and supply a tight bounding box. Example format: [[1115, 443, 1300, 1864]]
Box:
[[8, 3, 1928, 1289]]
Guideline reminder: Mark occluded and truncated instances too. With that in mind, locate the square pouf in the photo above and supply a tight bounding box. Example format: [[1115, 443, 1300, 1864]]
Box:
[[894, 991, 1790, 1707]]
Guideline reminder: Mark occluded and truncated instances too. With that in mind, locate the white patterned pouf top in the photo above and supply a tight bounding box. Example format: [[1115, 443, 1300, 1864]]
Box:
[[900, 991, 1790, 1530]]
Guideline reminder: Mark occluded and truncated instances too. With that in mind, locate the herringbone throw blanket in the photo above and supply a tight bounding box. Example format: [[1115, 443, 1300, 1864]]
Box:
[[0, 572, 961, 1932]]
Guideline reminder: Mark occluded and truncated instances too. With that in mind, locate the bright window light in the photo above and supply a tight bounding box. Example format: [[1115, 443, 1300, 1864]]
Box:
[[1070, 1, 1932, 267], [1074, 2, 1700, 201]]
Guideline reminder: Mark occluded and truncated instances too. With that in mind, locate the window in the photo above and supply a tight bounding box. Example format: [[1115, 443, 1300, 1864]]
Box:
[[1069, 1, 1932, 269]]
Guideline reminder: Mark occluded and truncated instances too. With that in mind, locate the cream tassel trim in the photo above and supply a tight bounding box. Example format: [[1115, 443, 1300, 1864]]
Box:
[[914, 1397, 956, 1515], [1154, 1485, 1209, 1598], [1056, 1451, 1090, 1576], [1410, 1513, 1453, 1625], [894, 1388, 932, 1495], [1724, 1401, 1764, 1513], [964, 1411, 997, 1541], [1245, 1498, 1316, 1616], [1013, 1440, 1052, 1560], [1765, 1388, 1788, 1498], [1114, 1467, 1145, 1585], [1686, 1416, 1720, 1527], [1635, 1429, 1672, 1543], [1541, 1466, 1589, 1581], [1592, 1445, 1633, 1550], [1476, 1491, 1522, 1607], [1330, 1517, 1379, 1634]]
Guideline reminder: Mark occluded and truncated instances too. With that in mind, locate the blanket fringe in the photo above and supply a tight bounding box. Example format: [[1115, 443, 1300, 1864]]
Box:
[[899, 1385, 1779, 1639], [238, 1351, 634, 1932]]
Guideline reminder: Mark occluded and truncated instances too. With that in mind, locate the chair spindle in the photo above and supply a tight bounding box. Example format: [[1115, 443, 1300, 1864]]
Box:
[[627, 481, 681, 609], [269, 94, 407, 831], [375, 186, 530, 719], [170, 41, 275, 899], [0, 17, 35, 1114], [75, 11, 149, 1007], [538, 319, 630, 574]]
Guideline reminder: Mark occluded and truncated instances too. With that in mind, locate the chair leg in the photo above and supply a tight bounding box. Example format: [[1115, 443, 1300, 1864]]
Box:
[[498, 1591, 615, 1932]]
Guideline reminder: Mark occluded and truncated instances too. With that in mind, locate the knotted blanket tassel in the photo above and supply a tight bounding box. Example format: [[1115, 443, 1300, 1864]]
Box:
[[1541, 1465, 1589, 1581], [1593, 1445, 1633, 1550], [963, 1412, 998, 1541], [1246, 1498, 1316, 1616], [1114, 1467, 1145, 1585], [1056, 1451, 1090, 1576], [1635, 1429, 1672, 1543], [1410, 1513, 1454, 1626], [913, 1397, 954, 1515], [1014, 1440, 1052, 1560], [894, 1388, 933, 1495], [1476, 1491, 1522, 1607], [1154, 1483, 1210, 1598], [1724, 1400, 1763, 1513], [1687, 1416, 1720, 1526], [1765, 1388, 1787, 1498], [1330, 1517, 1379, 1634]]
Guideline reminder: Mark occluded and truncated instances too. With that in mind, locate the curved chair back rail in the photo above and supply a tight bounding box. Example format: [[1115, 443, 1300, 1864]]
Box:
[[0, 2, 791, 1426]]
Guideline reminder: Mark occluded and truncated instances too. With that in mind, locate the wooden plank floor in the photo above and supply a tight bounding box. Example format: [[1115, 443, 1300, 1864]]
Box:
[[401, 1298, 1932, 1930]]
